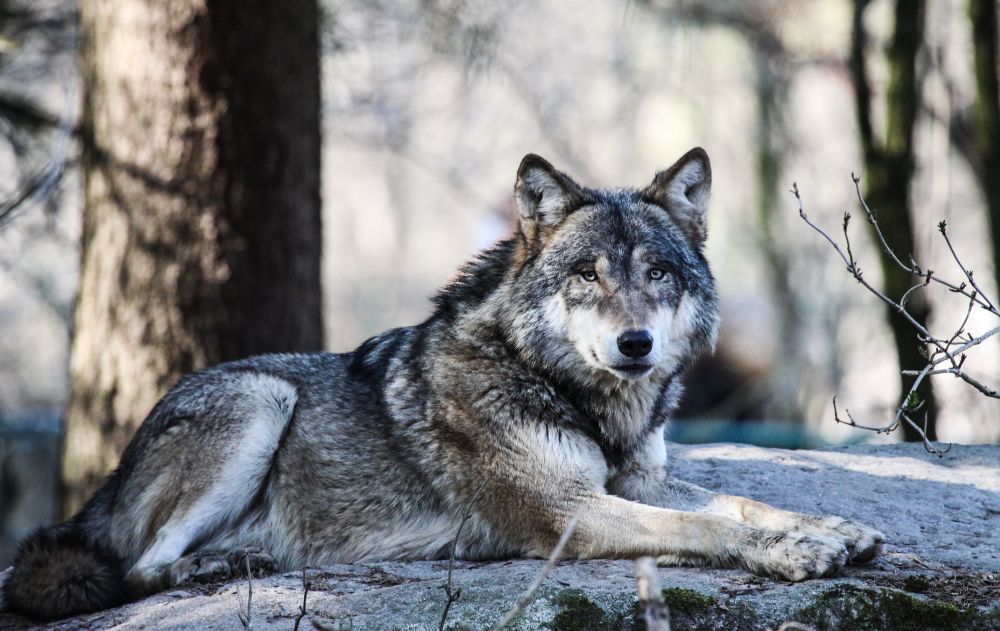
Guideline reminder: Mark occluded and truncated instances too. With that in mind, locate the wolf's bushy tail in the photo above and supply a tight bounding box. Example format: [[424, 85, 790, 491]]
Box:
[[2, 522, 127, 620]]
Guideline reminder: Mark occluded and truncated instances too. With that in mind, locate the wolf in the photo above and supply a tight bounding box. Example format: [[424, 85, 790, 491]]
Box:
[[2, 148, 883, 620]]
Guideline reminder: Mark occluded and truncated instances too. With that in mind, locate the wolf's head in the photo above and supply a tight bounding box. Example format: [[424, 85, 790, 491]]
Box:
[[501, 148, 720, 388]]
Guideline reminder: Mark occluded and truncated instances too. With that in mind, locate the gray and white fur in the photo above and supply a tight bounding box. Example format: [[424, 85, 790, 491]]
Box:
[[2, 148, 883, 620]]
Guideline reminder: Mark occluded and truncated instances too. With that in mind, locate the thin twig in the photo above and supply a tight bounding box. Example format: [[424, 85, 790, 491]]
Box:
[[851, 175, 997, 315], [793, 184, 937, 340], [236, 551, 254, 631], [939, 222, 996, 313], [903, 367, 1000, 398], [294, 568, 312, 631], [944, 292, 978, 350], [833, 396, 896, 434], [439, 476, 491, 631], [635, 556, 671, 631], [490, 512, 581, 631]]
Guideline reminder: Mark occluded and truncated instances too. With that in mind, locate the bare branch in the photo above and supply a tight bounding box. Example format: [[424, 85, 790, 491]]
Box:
[[797, 178, 998, 454], [236, 551, 254, 631], [792, 183, 852, 268], [635, 557, 671, 631], [939, 222, 997, 314], [795, 182, 937, 340], [490, 512, 581, 631], [903, 366, 1000, 399], [294, 568, 312, 631], [833, 396, 897, 434], [851, 177, 997, 315], [439, 476, 491, 631]]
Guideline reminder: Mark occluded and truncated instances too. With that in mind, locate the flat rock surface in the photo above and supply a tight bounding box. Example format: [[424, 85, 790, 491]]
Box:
[[1, 442, 998, 630]]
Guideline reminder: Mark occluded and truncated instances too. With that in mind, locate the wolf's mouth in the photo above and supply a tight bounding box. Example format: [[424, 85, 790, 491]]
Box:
[[609, 363, 654, 377]]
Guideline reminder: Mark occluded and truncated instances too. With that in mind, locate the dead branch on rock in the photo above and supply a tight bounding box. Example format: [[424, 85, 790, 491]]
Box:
[[236, 552, 254, 630], [294, 568, 312, 631], [635, 556, 671, 631], [793, 177, 999, 454], [490, 511, 581, 631], [439, 476, 491, 631]]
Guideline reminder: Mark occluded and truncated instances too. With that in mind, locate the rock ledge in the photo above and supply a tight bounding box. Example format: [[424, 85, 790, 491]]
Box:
[[1, 442, 997, 630]]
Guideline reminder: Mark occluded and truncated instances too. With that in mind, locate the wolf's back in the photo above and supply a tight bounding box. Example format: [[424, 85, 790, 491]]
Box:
[[2, 522, 126, 619]]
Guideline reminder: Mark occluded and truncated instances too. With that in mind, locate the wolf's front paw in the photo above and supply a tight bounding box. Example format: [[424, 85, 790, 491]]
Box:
[[740, 530, 848, 582], [806, 516, 884, 564]]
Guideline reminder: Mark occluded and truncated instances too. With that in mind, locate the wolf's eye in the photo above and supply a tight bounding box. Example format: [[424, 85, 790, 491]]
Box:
[[579, 270, 598, 282], [648, 268, 667, 281]]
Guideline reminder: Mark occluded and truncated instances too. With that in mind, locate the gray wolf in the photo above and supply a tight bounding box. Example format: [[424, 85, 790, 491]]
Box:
[[2, 148, 883, 620]]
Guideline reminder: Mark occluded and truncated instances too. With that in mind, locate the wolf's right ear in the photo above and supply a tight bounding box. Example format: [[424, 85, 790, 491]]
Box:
[[644, 147, 712, 246], [515, 154, 585, 243]]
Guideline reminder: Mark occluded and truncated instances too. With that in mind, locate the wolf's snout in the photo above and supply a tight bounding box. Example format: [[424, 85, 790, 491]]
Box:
[[617, 330, 653, 358]]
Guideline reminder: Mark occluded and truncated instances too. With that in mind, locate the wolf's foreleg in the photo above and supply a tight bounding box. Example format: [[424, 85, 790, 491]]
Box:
[[614, 474, 884, 564], [503, 490, 849, 582], [476, 426, 844, 581]]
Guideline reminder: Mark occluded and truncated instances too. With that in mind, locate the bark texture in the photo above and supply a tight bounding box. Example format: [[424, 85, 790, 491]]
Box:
[[62, 0, 323, 516], [850, 0, 937, 441]]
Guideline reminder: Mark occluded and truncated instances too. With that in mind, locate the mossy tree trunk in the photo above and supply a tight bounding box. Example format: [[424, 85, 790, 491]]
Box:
[[968, 0, 1000, 298], [850, 0, 937, 441], [62, 0, 323, 517]]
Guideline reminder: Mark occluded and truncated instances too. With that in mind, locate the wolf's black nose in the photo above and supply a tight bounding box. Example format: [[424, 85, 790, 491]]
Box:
[[617, 330, 653, 358]]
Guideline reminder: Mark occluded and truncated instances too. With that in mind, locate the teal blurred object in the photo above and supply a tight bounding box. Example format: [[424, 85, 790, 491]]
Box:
[[667, 419, 871, 449], [0, 412, 61, 567]]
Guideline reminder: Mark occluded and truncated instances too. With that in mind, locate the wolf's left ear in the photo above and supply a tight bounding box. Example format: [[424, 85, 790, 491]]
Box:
[[515, 154, 585, 242], [644, 147, 712, 246]]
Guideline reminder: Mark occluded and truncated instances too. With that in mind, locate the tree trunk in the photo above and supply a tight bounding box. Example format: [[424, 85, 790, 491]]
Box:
[[753, 41, 804, 422], [62, 0, 323, 517], [968, 0, 1000, 298], [850, 0, 937, 441]]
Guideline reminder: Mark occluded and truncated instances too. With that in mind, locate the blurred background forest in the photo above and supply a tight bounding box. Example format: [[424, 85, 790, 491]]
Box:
[[0, 0, 998, 564]]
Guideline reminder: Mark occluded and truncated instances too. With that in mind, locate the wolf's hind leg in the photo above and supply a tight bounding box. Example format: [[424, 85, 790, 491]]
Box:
[[126, 547, 278, 592], [164, 547, 278, 586], [123, 374, 296, 595]]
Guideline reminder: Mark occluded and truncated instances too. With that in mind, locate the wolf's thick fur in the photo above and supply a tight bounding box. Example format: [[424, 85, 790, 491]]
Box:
[[3, 149, 883, 620]]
